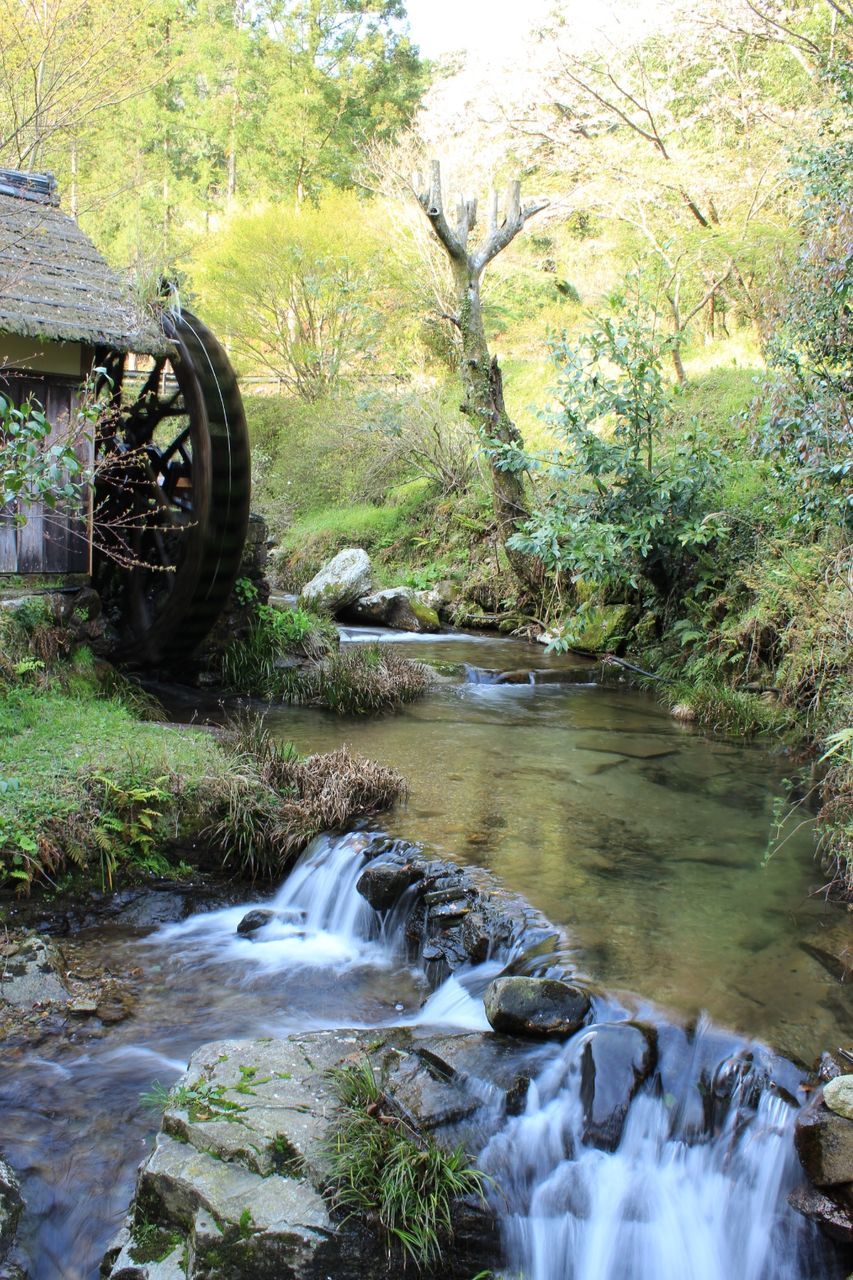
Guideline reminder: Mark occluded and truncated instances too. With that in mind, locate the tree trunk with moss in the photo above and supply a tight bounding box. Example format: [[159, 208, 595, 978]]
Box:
[[417, 162, 547, 593]]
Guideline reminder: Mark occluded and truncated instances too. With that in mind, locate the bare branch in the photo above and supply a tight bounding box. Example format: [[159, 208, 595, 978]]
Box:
[[417, 160, 466, 262], [682, 266, 733, 328], [473, 182, 548, 272]]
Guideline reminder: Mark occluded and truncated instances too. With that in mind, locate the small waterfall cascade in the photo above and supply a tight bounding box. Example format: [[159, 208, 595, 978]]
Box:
[[154, 834, 839, 1280], [154, 832, 393, 972], [481, 1020, 829, 1280], [267, 831, 378, 943]]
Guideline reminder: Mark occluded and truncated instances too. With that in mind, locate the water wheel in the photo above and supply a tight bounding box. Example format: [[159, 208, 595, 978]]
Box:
[[93, 309, 251, 665]]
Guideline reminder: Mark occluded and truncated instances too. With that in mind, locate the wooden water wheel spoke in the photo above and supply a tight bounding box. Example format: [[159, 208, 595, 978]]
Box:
[[158, 426, 191, 464]]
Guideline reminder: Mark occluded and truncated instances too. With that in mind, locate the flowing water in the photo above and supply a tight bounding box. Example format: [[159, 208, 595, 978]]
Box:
[[1, 628, 850, 1278], [258, 628, 851, 1065]]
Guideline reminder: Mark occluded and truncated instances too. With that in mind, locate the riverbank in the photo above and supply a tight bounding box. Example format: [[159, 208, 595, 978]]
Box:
[[0, 601, 406, 898]]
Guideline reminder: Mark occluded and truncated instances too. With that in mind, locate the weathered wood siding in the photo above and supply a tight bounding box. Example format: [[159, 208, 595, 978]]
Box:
[[0, 372, 93, 575]]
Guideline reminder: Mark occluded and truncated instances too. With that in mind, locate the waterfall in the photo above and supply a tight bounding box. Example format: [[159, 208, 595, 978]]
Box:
[[152, 833, 837, 1280], [480, 1021, 829, 1280], [153, 832, 389, 972]]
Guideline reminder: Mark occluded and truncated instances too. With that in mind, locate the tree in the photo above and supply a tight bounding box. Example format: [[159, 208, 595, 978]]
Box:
[[252, 0, 426, 203], [0, 0, 157, 174], [507, 303, 726, 608], [415, 161, 547, 590], [496, 0, 838, 378], [191, 192, 384, 399]]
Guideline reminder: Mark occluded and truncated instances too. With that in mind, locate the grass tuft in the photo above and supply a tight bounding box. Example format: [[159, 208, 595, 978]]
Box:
[[324, 1057, 490, 1270]]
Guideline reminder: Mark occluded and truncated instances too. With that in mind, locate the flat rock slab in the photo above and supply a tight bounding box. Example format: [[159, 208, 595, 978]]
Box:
[[105, 1028, 504, 1280]]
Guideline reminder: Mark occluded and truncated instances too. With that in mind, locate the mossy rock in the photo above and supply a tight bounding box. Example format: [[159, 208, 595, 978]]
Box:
[[570, 604, 635, 653]]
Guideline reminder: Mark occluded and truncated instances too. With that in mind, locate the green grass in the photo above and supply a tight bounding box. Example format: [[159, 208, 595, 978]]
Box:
[[0, 615, 408, 891], [0, 683, 222, 890], [218, 604, 335, 699]]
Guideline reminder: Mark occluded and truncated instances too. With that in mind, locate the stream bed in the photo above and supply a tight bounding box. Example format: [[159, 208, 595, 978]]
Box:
[[1, 628, 850, 1279]]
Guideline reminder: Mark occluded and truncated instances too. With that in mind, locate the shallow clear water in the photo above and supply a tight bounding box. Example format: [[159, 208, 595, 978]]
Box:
[[261, 631, 852, 1065]]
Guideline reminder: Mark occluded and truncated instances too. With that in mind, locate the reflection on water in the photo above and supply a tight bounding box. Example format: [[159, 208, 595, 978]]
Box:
[[261, 632, 851, 1064]]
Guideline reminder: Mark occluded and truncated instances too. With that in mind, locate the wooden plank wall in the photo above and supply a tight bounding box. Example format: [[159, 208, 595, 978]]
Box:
[[0, 372, 93, 575]]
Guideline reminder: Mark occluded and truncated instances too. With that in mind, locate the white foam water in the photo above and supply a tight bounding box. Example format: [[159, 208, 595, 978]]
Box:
[[152, 832, 389, 974], [149, 833, 835, 1279], [407, 959, 504, 1031], [481, 1027, 826, 1280]]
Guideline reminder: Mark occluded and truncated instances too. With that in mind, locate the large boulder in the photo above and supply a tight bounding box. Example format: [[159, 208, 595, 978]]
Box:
[[484, 976, 591, 1039], [0, 936, 68, 1009], [416, 580, 458, 619], [298, 549, 371, 615], [103, 1031, 502, 1280], [346, 587, 440, 633], [789, 1183, 853, 1244], [569, 604, 635, 654]]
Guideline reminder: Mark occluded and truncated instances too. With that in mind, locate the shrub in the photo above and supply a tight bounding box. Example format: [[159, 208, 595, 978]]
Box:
[[297, 645, 433, 716], [208, 729, 407, 880], [218, 605, 335, 699], [500, 304, 727, 615]]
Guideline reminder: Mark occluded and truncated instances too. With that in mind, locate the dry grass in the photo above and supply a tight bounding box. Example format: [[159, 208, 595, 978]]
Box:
[[207, 724, 407, 879], [295, 645, 433, 716]]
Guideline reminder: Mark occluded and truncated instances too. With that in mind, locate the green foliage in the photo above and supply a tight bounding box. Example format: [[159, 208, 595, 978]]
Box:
[[218, 605, 334, 699], [325, 1057, 489, 1270], [208, 735, 406, 880], [755, 106, 853, 528], [89, 771, 170, 890], [502, 304, 726, 605], [129, 1220, 183, 1266], [141, 1078, 247, 1124], [192, 195, 390, 399], [0, 393, 86, 518]]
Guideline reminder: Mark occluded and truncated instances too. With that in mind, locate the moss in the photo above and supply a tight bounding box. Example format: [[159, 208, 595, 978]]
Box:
[[408, 598, 440, 630], [566, 604, 635, 654], [129, 1222, 184, 1264]]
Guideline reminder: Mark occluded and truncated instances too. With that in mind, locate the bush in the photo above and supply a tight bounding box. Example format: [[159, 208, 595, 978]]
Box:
[[500, 304, 726, 615], [208, 729, 407, 880], [218, 604, 335, 699], [297, 645, 433, 716], [754, 123, 853, 529]]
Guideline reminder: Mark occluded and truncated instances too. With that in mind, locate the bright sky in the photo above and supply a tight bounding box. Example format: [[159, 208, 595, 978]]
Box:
[[406, 0, 551, 59], [406, 0, 672, 61]]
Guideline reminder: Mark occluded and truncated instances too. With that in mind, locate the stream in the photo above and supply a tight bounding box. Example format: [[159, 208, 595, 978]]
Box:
[[0, 628, 850, 1279]]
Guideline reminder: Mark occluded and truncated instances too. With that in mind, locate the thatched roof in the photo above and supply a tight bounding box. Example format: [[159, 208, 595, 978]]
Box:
[[0, 170, 170, 355]]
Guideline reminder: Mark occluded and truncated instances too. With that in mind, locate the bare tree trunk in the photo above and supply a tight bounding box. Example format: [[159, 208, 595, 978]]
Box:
[[451, 261, 539, 585], [417, 163, 547, 592]]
